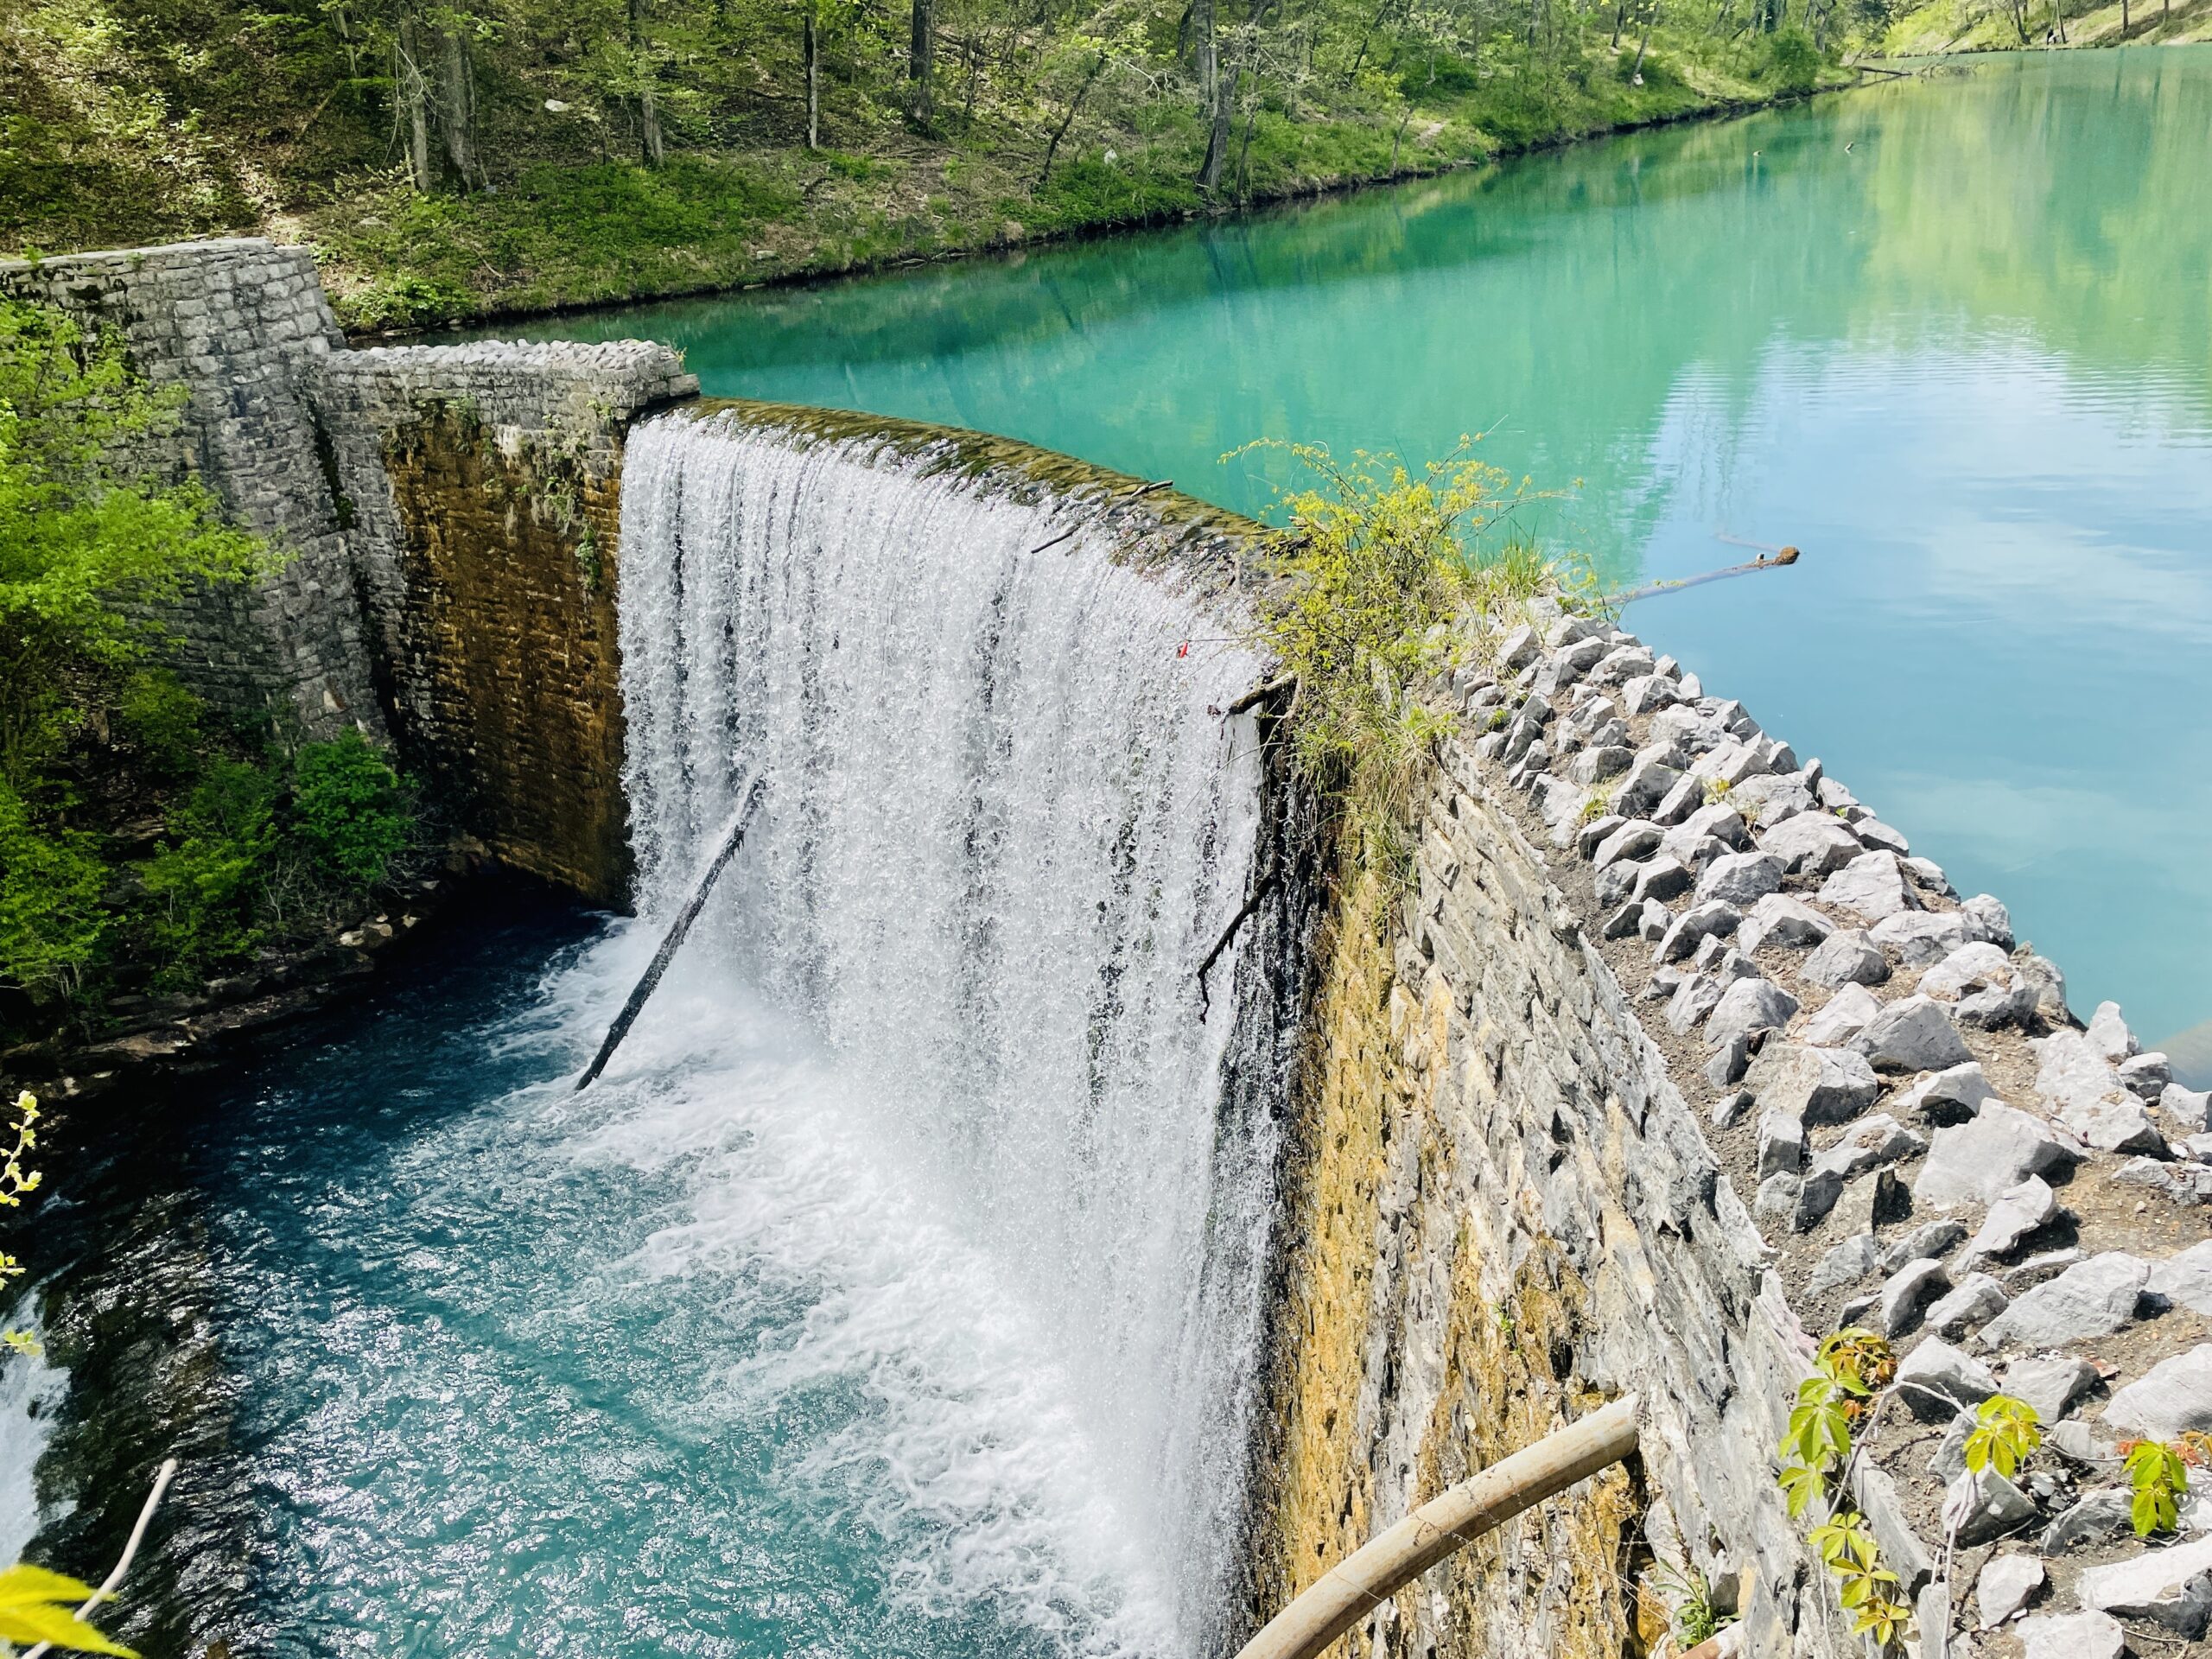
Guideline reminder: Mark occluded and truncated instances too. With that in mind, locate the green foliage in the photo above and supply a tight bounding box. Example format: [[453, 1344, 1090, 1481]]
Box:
[[0, 302, 264, 777], [289, 729, 411, 888], [1644, 1557, 1734, 1649], [0, 300, 422, 1034], [1808, 1510, 1910, 1648], [1241, 436, 1571, 881], [2123, 1438, 2190, 1537], [1962, 1393, 2043, 1480], [1759, 27, 1822, 93], [1776, 1329, 1916, 1652], [139, 758, 279, 982], [0, 783, 110, 1002]]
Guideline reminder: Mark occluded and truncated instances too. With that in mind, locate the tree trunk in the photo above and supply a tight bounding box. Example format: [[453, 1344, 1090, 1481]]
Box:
[[632, 0, 664, 164], [1631, 0, 1656, 73], [909, 0, 936, 125], [1194, 0, 1219, 172], [1611, 0, 1628, 47], [397, 15, 435, 192], [804, 5, 820, 149], [437, 25, 482, 189], [1038, 49, 1103, 188], [1201, 35, 1235, 194]]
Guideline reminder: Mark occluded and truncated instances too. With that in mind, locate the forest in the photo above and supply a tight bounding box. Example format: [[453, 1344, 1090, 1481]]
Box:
[[5, 0, 1865, 328]]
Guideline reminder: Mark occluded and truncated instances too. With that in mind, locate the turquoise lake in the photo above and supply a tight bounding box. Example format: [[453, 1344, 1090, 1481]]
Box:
[[502, 48, 2212, 1070]]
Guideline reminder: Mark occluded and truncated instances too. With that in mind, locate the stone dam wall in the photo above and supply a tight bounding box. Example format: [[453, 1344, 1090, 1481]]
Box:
[[15, 239, 2212, 1659]]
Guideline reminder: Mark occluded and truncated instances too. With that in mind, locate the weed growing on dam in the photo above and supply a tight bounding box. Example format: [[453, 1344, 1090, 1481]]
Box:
[[1239, 436, 1590, 885]]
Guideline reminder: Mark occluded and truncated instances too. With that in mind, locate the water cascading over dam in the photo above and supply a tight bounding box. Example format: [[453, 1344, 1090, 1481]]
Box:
[[604, 408, 1286, 1652]]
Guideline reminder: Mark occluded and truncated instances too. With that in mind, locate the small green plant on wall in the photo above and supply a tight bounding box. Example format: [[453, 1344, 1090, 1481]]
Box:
[[1775, 1326, 2049, 1653]]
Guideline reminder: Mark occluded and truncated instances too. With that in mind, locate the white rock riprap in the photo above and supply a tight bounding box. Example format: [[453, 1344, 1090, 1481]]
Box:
[[1440, 595, 2212, 1659]]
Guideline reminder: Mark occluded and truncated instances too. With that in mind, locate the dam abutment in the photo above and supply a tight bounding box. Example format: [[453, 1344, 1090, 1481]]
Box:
[[15, 238, 2212, 1659]]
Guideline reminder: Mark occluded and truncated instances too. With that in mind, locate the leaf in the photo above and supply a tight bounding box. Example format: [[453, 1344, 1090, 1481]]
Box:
[[0, 1562, 136, 1656]]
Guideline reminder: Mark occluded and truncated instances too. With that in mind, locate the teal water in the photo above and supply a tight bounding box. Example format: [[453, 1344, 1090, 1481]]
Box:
[[505, 48, 2212, 1067]]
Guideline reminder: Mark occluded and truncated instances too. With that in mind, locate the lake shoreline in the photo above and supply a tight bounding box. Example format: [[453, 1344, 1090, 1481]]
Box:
[[364, 74, 1861, 344]]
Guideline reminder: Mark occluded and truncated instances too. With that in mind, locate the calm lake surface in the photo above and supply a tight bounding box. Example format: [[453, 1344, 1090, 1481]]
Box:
[[506, 48, 2212, 1068]]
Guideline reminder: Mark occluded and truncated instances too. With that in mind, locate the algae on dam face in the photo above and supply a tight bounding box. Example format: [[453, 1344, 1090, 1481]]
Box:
[[1247, 855, 1648, 1659], [375, 406, 632, 901]]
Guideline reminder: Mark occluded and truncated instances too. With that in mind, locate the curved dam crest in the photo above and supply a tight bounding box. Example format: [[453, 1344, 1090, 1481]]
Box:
[[5, 241, 2211, 1659]]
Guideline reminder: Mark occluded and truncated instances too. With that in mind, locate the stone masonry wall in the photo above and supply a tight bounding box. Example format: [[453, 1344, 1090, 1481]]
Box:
[[1246, 601, 2212, 1659], [309, 341, 697, 903], [0, 239, 379, 736]]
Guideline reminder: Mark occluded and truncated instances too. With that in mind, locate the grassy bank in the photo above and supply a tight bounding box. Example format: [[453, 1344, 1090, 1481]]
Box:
[[3, 0, 1853, 334], [1879, 0, 2210, 53], [306, 49, 1845, 333]]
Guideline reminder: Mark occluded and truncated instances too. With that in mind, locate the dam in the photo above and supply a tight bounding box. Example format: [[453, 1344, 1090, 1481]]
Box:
[[1, 228, 2209, 1659]]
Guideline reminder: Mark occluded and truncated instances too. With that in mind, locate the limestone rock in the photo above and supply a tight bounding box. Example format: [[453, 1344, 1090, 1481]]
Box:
[[1695, 851, 1784, 907], [2086, 1000, 2138, 1062], [1758, 812, 1863, 876], [1655, 899, 1740, 963], [2042, 1489, 2133, 1554], [1945, 1465, 2038, 1546], [1870, 911, 1969, 968], [1895, 1337, 1997, 1418], [1746, 1042, 1881, 1127], [2113, 1156, 2212, 1205], [1593, 819, 1663, 869], [1831, 1167, 1912, 1234], [1802, 982, 1883, 1049], [1802, 929, 1890, 989], [1567, 745, 1634, 785], [1576, 812, 1626, 857], [1978, 1553, 2044, 1625], [2162, 1083, 2212, 1132], [1921, 942, 2017, 1001], [1924, 1272, 2008, 1338], [2076, 1532, 2212, 1637], [1614, 753, 1684, 819], [1737, 893, 1834, 955], [2017, 952, 2071, 1025], [1705, 976, 1798, 1051], [1898, 1062, 2003, 1128], [1852, 995, 1974, 1073], [2036, 1029, 2168, 1154], [1811, 1113, 1924, 1190], [1808, 1232, 1879, 1296], [1883, 1219, 1969, 1274], [1757, 1110, 1805, 1179], [1820, 850, 1917, 923], [1980, 1252, 2149, 1350], [1879, 1257, 1950, 1338], [1667, 972, 1726, 1035], [1954, 1177, 2058, 1270], [2003, 1353, 2099, 1427], [1961, 893, 2013, 946], [2147, 1240, 2212, 1316], [1916, 1103, 2080, 1208], [2016, 1611, 2124, 1659], [2119, 1051, 2173, 1100], [2103, 1344, 2212, 1441]]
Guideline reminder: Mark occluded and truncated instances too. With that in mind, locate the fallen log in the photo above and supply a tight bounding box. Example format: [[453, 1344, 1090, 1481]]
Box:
[[1232, 1393, 1643, 1659]]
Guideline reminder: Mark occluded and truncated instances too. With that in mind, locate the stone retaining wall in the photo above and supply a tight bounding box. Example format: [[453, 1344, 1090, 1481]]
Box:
[[0, 239, 375, 734], [1250, 601, 2212, 1659], [311, 340, 696, 902]]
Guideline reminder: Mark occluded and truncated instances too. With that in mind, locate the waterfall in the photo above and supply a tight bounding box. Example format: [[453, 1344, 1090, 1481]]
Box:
[[610, 409, 1281, 1653]]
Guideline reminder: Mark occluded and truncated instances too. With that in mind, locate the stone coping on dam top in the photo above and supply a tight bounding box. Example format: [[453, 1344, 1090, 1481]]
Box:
[[1452, 598, 2212, 1651]]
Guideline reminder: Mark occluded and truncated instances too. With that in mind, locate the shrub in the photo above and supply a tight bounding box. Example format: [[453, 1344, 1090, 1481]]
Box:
[[288, 729, 411, 888]]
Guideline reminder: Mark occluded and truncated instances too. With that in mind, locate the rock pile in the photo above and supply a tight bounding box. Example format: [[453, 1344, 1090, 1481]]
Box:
[[1458, 604, 2212, 1656]]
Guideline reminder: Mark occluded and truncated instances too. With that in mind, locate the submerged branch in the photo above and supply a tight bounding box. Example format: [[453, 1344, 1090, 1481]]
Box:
[[576, 770, 768, 1090], [1198, 863, 1279, 1020], [22, 1457, 180, 1659], [1606, 543, 1800, 607]]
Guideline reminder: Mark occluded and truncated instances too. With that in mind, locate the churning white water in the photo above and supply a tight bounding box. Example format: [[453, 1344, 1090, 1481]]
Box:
[[605, 410, 1279, 1652]]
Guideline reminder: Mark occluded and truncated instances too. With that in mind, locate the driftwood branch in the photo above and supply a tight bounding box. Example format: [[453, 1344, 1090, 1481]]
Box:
[[1233, 1395, 1643, 1659], [1198, 865, 1279, 1020], [576, 771, 767, 1090], [22, 1457, 180, 1659], [1025, 479, 1175, 555], [1226, 674, 1295, 716], [1605, 544, 1799, 607]]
